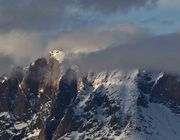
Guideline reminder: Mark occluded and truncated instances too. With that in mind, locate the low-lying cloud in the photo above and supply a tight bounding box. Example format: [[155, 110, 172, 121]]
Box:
[[72, 45, 180, 74], [0, 53, 15, 75], [0, 24, 180, 75], [47, 24, 150, 53], [59, 26, 180, 74], [0, 31, 46, 64]]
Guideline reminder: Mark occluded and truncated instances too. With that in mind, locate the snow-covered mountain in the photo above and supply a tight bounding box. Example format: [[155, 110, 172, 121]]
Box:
[[0, 50, 180, 140]]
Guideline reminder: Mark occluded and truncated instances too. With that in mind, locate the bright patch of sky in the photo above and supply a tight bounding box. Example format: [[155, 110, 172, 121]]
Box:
[[112, 8, 179, 34], [73, 0, 180, 35], [127, 0, 180, 34]]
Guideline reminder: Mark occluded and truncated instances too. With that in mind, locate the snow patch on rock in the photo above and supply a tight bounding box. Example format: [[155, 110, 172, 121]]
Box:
[[49, 50, 65, 63]]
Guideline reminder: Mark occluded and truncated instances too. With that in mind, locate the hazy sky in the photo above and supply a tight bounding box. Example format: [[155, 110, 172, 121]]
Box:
[[0, 0, 180, 74]]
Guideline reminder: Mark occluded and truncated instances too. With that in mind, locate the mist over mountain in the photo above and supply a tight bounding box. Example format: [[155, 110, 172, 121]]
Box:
[[1, 27, 180, 76], [0, 50, 180, 140], [0, 0, 180, 140]]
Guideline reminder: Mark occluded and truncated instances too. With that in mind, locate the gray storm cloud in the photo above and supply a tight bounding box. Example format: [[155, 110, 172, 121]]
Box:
[[0, 31, 47, 74], [62, 28, 180, 74], [46, 24, 150, 53], [1, 24, 180, 75], [72, 45, 180, 75], [0, 0, 179, 75], [0, 0, 157, 32], [0, 53, 15, 75], [0, 0, 159, 74], [0, 31, 46, 62], [79, 0, 157, 14]]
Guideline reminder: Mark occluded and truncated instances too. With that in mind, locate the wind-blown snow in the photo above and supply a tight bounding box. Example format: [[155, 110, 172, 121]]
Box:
[[2, 68, 180, 140], [22, 129, 40, 140], [49, 50, 65, 63], [14, 122, 28, 130], [70, 70, 180, 140], [71, 70, 141, 139]]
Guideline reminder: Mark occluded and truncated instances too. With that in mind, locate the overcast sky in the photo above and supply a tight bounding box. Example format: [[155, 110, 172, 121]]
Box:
[[0, 0, 180, 74]]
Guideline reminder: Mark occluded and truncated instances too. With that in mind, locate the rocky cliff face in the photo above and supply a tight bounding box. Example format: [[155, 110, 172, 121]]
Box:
[[45, 68, 78, 140], [0, 50, 65, 140], [0, 51, 180, 140]]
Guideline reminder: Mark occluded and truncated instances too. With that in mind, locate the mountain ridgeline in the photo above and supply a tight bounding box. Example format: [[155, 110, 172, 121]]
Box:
[[0, 50, 180, 140]]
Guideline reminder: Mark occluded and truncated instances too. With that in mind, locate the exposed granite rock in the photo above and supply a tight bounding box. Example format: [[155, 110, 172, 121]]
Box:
[[44, 68, 78, 140]]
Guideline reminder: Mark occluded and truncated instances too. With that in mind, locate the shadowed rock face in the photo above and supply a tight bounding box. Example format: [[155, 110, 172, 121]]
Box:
[[0, 54, 65, 139], [8, 67, 24, 113], [0, 57, 54, 139], [23, 58, 48, 94], [150, 74, 180, 113], [137, 71, 180, 113], [0, 67, 24, 113], [151, 74, 180, 100], [14, 90, 29, 117], [55, 68, 77, 118], [45, 68, 78, 140], [22, 58, 49, 113], [0, 80, 9, 112]]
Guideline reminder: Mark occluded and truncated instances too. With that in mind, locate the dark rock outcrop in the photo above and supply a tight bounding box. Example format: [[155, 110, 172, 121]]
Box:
[[138, 71, 180, 113], [0, 53, 65, 139], [0, 67, 23, 113], [44, 68, 78, 140], [23, 58, 48, 94], [150, 74, 180, 113]]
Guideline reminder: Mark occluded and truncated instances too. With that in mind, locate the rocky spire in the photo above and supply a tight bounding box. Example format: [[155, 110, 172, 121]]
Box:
[[48, 50, 65, 86], [44, 67, 78, 140]]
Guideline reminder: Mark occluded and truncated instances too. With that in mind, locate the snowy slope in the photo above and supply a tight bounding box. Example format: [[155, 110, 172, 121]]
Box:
[[128, 103, 180, 140], [59, 70, 180, 140], [59, 70, 140, 139], [1, 52, 180, 140]]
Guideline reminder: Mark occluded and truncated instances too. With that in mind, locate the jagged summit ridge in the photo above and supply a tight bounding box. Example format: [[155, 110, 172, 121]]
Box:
[[0, 53, 180, 140]]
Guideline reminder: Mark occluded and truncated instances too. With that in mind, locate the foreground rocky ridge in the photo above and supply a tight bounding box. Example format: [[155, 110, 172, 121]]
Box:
[[0, 51, 180, 140]]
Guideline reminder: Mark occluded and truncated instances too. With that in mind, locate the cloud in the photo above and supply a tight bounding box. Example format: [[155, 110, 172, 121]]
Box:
[[0, 31, 46, 64], [59, 27, 180, 74], [0, 24, 149, 75], [158, 0, 180, 8], [44, 24, 180, 74], [0, 0, 75, 32], [0, 0, 157, 32], [0, 53, 15, 75], [141, 17, 174, 25], [0, 24, 146, 75], [0, 24, 180, 75], [47, 24, 150, 53], [79, 0, 157, 14], [0, 0, 180, 76]]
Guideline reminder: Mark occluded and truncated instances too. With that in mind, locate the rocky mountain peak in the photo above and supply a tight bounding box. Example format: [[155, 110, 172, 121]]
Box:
[[0, 54, 180, 140], [49, 50, 65, 64]]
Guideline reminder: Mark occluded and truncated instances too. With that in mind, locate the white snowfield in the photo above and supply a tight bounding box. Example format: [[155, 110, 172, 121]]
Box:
[[127, 103, 180, 140], [1, 69, 180, 140], [61, 70, 180, 140]]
